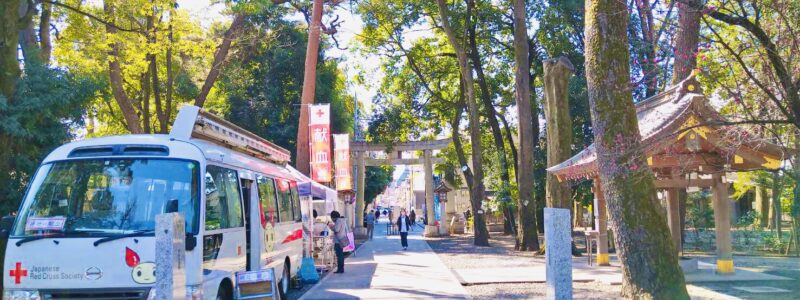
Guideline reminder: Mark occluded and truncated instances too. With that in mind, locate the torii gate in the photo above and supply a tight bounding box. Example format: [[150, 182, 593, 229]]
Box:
[[351, 139, 451, 237]]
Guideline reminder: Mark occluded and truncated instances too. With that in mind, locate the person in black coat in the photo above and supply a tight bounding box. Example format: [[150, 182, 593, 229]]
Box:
[[409, 209, 416, 227], [397, 208, 412, 250]]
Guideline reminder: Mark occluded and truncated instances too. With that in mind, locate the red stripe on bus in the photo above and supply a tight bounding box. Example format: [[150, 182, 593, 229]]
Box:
[[281, 229, 303, 244]]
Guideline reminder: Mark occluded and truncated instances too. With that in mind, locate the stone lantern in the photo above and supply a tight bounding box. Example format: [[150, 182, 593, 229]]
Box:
[[434, 182, 452, 236]]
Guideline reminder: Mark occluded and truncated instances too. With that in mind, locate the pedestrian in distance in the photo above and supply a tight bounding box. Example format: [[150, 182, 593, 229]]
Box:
[[374, 209, 381, 222], [409, 209, 416, 226], [397, 208, 412, 250], [366, 209, 376, 240], [328, 210, 347, 273]]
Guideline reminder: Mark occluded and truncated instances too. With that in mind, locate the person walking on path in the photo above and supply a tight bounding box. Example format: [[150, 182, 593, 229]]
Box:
[[375, 209, 381, 222], [366, 209, 376, 240], [397, 208, 412, 250], [328, 210, 347, 273], [409, 209, 416, 226]]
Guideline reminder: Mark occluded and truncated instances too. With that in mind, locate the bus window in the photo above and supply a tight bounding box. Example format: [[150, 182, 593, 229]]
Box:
[[257, 175, 278, 224], [289, 181, 301, 222], [275, 179, 293, 222], [205, 166, 244, 230]]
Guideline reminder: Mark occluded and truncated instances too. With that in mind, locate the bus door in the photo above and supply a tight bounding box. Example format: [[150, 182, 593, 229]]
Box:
[[241, 178, 261, 271]]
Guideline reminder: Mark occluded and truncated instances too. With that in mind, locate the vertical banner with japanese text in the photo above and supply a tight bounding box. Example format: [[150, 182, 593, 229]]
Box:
[[309, 104, 331, 182], [333, 134, 352, 191]]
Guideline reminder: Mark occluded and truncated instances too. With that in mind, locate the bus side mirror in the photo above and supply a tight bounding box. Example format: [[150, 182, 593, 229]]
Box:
[[185, 234, 197, 251], [0, 215, 14, 239], [166, 199, 179, 213]]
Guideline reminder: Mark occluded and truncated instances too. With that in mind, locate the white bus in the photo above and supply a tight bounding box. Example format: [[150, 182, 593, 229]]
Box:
[[3, 106, 304, 300]]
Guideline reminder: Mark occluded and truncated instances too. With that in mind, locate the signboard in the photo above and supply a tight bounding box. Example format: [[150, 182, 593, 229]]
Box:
[[235, 269, 276, 300], [333, 134, 352, 191], [309, 104, 332, 183]]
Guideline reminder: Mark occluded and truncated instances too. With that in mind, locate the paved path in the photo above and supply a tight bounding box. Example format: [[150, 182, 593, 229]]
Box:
[[298, 219, 469, 300]]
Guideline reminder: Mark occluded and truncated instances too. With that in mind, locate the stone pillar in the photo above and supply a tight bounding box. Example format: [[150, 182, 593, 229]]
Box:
[[424, 150, 438, 236], [439, 199, 449, 235], [666, 188, 682, 256], [155, 213, 186, 299], [544, 208, 572, 300], [356, 151, 366, 230], [712, 174, 734, 273], [592, 179, 609, 266]]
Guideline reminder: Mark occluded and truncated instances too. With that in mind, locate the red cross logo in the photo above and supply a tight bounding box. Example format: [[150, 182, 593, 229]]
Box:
[[9, 262, 27, 284], [315, 109, 325, 118]]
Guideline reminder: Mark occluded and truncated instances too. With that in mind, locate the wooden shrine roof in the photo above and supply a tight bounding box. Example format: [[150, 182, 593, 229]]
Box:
[[547, 76, 787, 182]]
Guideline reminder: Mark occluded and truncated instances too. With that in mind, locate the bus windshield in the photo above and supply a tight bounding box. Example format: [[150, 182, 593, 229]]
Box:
[[13, 158, 199, 237]]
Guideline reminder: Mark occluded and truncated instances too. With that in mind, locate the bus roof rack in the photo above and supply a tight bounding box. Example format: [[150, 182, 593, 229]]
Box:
[[170, 105, 292, 164]]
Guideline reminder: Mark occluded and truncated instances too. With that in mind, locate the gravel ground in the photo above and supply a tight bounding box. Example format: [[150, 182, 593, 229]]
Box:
[[426, 233, 622, 299], [428, 233, 800, 300]]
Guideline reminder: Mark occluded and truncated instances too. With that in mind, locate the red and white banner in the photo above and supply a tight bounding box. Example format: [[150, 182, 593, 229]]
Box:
[[309, 104, 332, 182], [333, 134, 352, 191]]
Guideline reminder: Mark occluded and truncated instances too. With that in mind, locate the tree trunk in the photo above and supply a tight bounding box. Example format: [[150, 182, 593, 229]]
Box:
[[436, 0, 489, 246], [497, 113, 519, 173], [146, 10, 167, 133], [39, 1, 52, 63], [452, 95, 474, 192], [543, 57, 575, 210], [772, 171, 783, 237], [165, 21, 174, 125], [104, 1, 143, 134], [633, 0, 658, 97], [294, 0, 323, 176], [584, 0, 689, 298], [671, 0, 701, 84], [511, 0, 539, 251], [756, 186, 769, 229], [543, 56, 582, 255], [1, 0, 20, 98], [194, 13, 245, 108], [141, 72, 151, 134]]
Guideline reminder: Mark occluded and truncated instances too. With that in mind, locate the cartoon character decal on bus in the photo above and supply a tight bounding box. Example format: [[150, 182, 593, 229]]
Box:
[[126, 247, 156, 284]]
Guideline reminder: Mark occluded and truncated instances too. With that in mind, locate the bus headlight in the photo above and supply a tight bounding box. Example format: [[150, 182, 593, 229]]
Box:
[[146, 288, 156, 300], [3, 290, 41, 300]]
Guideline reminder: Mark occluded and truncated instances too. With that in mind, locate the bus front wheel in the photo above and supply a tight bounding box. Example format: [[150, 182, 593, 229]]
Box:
[[279, 260, 290, 299], [216, 281, 232, 300]]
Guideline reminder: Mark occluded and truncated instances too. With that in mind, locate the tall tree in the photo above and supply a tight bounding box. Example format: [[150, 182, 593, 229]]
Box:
[[465, 0, 516, 237], [511, 0, 539, 251], [584, 0, 689, 297], [294, 0, 323, 176], [435, 0, 490, 246]]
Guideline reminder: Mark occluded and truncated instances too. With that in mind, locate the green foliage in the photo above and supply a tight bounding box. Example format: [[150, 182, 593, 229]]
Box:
[[220, 19, 353, 158], [686, 191, 713, 230], [0, 62, 97, 215], [364, 166, 394, 207]]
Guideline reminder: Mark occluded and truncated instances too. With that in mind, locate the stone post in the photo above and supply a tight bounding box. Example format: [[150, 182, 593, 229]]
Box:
[[356, 151, 366, 232], [543, 57, 575, 210], [424, 150, 438, 236], [439, 198, 449, 236], [592, 179, 609, 266], [155, 213, 186, 299], [666, 188, 682, 256], [712, 174, 734, 273], [544, 208, 572, 300]]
